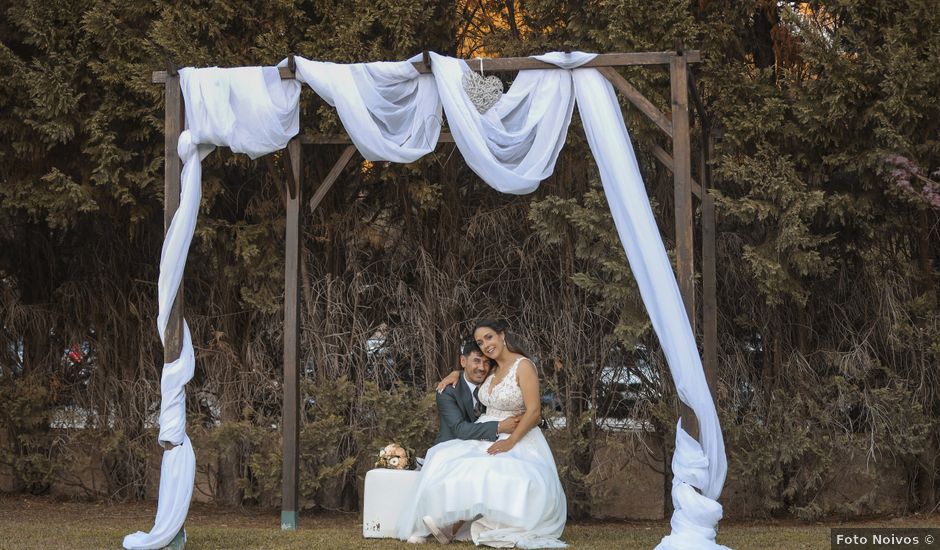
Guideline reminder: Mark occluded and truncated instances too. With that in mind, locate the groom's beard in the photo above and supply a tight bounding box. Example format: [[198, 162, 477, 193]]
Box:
[[466, 366, 489, 384]]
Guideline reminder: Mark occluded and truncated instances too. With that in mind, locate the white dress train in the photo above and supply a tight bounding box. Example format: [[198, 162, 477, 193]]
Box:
[[398, 358, 567, 548]]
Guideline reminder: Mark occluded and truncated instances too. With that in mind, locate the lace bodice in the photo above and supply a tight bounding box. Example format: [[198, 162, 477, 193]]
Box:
[[478, 357, 526, 420]]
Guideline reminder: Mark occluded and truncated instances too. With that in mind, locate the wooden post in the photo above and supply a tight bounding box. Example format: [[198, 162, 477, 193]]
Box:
[[670, 53, 695, 331], [702, 131, 718, 405], [276, 145, 355, 530], [162, 71, 187, 550], [670, 52, 699, 441], [163, 74, 185, 371], [281, 138, 302, 531]]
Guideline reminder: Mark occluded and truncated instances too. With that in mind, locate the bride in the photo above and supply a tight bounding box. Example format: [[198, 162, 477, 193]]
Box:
[[397, 319, 567, 548]]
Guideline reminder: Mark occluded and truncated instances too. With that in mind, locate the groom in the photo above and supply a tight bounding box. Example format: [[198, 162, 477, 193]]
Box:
[[435, 339, 520, 445]]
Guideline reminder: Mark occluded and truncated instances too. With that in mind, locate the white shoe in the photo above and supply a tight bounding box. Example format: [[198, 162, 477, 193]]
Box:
[[422, 516, 451, 544], [407, 535, 428, 544]]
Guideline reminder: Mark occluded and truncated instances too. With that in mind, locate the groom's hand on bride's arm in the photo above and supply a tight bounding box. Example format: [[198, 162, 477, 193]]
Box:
[[497, 413, 523, 434], [435, 370, 462, 393]]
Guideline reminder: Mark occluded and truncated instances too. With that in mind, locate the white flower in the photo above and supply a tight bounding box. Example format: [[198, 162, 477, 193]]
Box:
[[389, 457, 400, 467]]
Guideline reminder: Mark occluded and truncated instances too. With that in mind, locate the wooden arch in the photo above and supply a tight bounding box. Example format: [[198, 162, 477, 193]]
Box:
[[152, 48, 718, 530]]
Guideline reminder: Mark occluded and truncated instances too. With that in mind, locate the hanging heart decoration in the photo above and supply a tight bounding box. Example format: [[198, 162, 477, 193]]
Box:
[[462, 70, 503, 114]]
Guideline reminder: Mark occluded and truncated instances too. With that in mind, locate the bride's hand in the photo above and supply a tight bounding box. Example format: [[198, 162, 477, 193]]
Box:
[[486, 439, 515, 455], [435, 370, 461, 393]]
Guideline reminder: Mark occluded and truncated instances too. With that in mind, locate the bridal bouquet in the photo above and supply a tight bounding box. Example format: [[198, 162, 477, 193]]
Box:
[[374, 443, 416, 470]]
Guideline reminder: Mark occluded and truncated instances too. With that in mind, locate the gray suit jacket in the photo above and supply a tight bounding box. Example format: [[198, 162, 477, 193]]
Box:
[[434, 373, 499, 445]]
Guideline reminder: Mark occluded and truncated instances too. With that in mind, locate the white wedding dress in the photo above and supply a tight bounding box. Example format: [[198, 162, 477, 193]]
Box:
[[398, 358, 567, 548]]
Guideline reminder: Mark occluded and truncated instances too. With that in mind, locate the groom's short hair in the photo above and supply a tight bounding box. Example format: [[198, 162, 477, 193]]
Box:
[[460, 338, 481, 357]]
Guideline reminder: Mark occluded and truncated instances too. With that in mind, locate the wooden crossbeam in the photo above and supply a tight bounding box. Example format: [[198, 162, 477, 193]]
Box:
[[151, 51, 700, 83], [298, 133, 455, 145]]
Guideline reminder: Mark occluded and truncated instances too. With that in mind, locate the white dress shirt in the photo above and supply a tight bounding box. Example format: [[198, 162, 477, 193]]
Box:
[[464, 377, 479, 408]]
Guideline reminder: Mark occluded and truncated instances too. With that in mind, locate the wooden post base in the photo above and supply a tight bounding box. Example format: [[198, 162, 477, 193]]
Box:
[[281, 511, 298, 531], [164, 527, 186, 549]]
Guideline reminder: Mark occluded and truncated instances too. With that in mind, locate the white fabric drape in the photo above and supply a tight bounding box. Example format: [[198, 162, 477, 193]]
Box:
[[293, 56, 440, 163], [551, 56, 729, 549], [429, 52, 577, 194], [562, 57, 728, 498], [133, 51, 729, 550], [124, 67, 299, 550]]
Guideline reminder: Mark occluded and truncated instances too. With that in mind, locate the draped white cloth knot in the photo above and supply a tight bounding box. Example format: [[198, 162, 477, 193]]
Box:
[[129, 52, 730, 550], [124, 66, 299, 550], [179, 66, 300, 159], [538, 50, 727, 492], [654, 420, 729, 550]]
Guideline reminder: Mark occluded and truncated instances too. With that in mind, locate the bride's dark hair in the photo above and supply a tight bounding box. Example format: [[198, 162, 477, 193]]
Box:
[[472, 318, 530, 359]]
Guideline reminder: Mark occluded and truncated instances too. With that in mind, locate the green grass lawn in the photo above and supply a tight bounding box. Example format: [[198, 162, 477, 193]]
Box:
[[1, 495, 937, 549]]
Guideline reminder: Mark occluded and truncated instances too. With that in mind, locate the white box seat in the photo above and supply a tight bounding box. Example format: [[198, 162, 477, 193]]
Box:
[[362, 468, 421, 538]]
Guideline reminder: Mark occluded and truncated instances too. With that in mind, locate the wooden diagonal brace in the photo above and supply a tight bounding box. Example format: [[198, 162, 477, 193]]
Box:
[[651, 144, 703, 198], [309, 145, 356, 213], [598, 66, 673, 139]]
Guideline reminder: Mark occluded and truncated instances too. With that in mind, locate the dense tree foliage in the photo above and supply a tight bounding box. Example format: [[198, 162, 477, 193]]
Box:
[[1, 1, 937, 518]]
